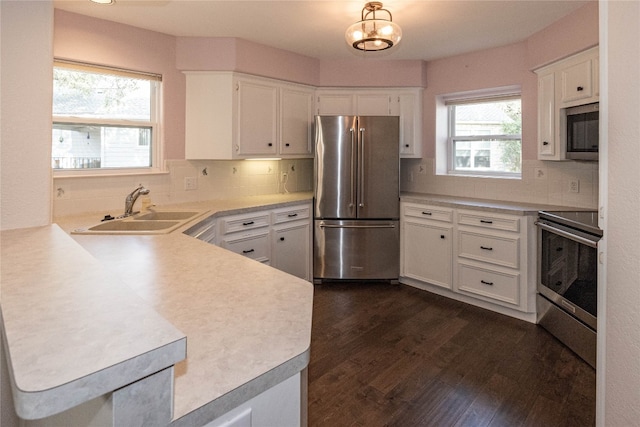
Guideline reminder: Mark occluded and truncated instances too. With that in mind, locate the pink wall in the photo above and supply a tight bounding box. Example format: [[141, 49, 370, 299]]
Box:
[[54, 10, 186, 160], [318, 60, 427, 87], [176, 37, 320, 85], [527, 2, 599, 69]]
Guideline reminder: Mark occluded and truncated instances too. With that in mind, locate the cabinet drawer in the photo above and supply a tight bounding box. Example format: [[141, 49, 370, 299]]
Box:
[[219, 212, 270, 235], [403, 204, 453, 223], [457, 211, 519, 232], [272, 204, 311, 225], [458, 230, 519, 269], [222, 231, 270, 262], [458, 262, 520, 306]]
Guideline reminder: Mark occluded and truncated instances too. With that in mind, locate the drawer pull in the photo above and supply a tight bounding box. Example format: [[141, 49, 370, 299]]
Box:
[[440, 235, 445, 239], [285, 143, 290, 147], [422, 211, 432, 216], [242, 249, 255, 254], [543, 141, 549, 146], [268, 143, 273, 147], [480, 246, 493, 251], [480, 280, 494, 286], [287, 213, 298, 218], [556, 247, 563, 252], [577, 86, 584, 91], [480, 219, 493, 224], [280, 237, 285, 241], [242, 221, 255, 226]]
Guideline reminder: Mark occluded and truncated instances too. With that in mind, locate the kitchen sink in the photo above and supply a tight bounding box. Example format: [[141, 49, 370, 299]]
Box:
[[71, 210, 208, 235], [133, 211, 200, 221]]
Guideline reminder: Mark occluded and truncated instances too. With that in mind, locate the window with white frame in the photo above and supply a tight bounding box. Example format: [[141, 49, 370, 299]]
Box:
[[52, 60, 161, 172], [446, 92, 522, 178]]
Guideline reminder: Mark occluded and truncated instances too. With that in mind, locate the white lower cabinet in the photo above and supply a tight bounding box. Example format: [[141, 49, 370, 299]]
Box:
[[271, 205, 312, 281], [400, 202, 536, 322], [401, 204, 453, 289], [185, 202, 312, 280]]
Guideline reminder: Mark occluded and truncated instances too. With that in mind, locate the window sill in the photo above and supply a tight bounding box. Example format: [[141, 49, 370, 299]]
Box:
[[53, 168, 169, 179], [441, 172, 522, 180]]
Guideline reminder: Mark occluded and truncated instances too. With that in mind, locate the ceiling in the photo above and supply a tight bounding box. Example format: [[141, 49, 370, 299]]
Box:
[[53, 0, 592, 61]]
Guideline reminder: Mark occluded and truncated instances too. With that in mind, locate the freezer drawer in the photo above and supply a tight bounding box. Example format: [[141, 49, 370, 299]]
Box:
[[314, 219, 399, 281]]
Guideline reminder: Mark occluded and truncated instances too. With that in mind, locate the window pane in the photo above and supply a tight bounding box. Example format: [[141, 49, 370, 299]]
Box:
[[52, 65, 156, 170], [52, 123, 151, 169], [453, 139, 521, 173], [453, 100, 521, 137], [53, 68, 151, 120], [450, 97, 521, 176]]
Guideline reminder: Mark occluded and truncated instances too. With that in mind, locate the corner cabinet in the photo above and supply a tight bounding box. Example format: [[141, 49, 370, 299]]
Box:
[[184, 202, 312, 281], [534, 46, 599, 161], [185, 72, 314, 159], [400, 201, 537, 323], [315, 88, 423, 158]]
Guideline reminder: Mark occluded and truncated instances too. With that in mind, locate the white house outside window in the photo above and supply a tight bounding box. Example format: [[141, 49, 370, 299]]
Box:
[[447, 94, 522, 178], [52, 60, 161, 173]]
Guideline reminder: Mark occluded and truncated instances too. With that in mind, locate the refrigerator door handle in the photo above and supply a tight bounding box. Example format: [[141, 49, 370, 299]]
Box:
[[359, 127, 365, 208], [350, 128, 356, 211], [319, 223, 396, 229]]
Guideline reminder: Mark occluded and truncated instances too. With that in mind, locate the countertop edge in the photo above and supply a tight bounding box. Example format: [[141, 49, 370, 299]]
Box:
[[400, 192, 594, 215], [170, 349, 310, 427]]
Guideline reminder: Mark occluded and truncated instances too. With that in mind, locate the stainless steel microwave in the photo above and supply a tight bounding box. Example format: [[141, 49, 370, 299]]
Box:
[[565, 102, 599, 161]]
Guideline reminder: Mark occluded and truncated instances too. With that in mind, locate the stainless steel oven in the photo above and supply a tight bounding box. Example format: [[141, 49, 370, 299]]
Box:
[[536, 210, 602, 368]]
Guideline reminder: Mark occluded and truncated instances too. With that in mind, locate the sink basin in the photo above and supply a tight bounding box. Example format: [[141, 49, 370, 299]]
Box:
[[72, 220, 181, 234], [86, 220, 180, 232], [134, 211, 200, 221]]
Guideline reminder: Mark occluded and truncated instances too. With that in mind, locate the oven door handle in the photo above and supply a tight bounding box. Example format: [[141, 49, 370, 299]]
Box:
[[536, 221, 599, 248]]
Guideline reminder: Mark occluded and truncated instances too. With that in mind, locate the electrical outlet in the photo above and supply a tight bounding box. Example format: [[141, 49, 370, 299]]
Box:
[[184, 176, 198, 191], [534, 168, 546, 179], [418, 163, 427, 175], [569, 180, 580, 193]]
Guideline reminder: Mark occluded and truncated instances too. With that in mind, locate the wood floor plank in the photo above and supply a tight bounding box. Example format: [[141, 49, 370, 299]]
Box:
[[308, 283, 596, 427]]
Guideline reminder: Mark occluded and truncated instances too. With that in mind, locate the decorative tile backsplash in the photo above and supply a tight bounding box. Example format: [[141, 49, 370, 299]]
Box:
[[401, 158, 599, 209], [52, 159, 314, 218], [53, 156, 597, 218]]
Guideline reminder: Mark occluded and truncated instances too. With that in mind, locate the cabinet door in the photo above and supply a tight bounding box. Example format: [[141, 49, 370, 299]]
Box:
[[280, 86, 313, 156], [237, 79, 278, 156], [316, 93, 354, 115], [402, 221, 452, 289], [397, 93, 422, 158], [272, 222, 311, 280], [355, 93, 391, 115], [537, 72, 557, 158], [560, 59, 593, 104]]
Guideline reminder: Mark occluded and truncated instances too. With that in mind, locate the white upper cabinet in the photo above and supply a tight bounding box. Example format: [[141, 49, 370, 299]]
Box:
[[534, 46, 599, 161], [280, 84, 314, 156], [316, 88, 423, 158], [237, 79, 278, 156], [184, 72, 314, 159]]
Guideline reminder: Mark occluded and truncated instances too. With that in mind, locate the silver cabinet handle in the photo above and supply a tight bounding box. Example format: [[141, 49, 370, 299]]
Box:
[[359, 127, 365, 208]]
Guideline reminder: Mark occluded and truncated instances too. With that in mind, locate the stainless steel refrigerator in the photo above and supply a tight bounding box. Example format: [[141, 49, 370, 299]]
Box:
[[313, 115, 400, 283]]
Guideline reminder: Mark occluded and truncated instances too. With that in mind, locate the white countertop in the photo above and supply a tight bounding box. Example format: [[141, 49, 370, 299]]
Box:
[[401, 192, 591, 215], [2, 192, 314, 425]]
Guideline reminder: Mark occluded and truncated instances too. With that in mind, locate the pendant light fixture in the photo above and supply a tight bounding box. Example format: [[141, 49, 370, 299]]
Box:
[[345, 2, 402, 52]]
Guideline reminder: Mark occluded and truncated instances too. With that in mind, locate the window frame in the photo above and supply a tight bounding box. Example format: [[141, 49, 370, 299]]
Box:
[[52, 60, 164, 177], [442, 87, 522, 179]]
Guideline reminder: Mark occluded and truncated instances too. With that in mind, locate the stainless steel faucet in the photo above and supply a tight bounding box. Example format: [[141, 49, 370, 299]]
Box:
[[124, 185, 150, 217]]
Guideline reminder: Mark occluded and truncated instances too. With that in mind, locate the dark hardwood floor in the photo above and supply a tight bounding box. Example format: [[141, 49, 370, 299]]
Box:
[[308, 282, 596, 427]]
